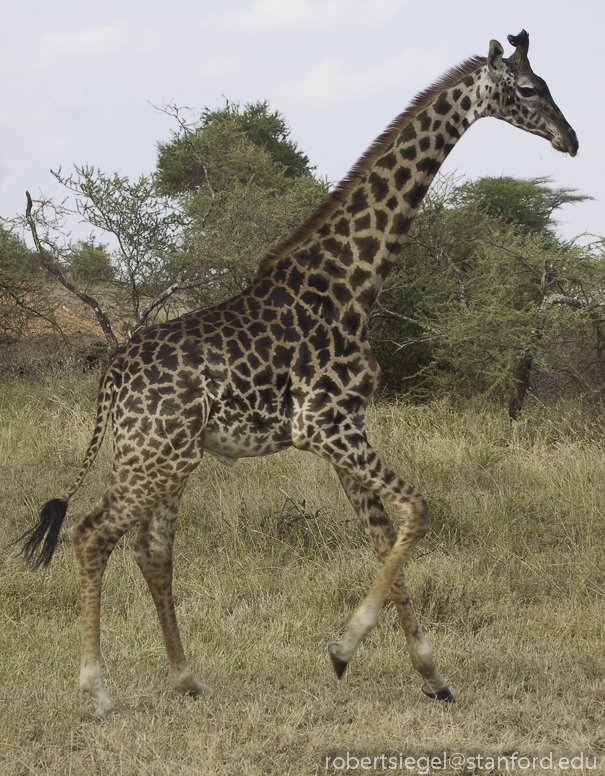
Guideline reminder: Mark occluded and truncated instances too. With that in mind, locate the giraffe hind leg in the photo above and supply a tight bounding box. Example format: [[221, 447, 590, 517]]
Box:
[[329, 464, 454, 701], [133, 486, 213, 699], [71, 488, 140, 717], [72, 473, 211, 716]]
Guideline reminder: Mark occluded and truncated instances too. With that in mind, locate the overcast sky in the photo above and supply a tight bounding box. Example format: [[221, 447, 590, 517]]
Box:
[[1, 0, 601, 245]]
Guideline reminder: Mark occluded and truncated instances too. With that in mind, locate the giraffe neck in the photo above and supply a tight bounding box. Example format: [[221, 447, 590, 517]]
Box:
[[258, 56, 491, 314]]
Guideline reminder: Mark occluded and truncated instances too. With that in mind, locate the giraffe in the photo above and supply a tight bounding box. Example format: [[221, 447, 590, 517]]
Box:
[[21, 31, 577, 717]]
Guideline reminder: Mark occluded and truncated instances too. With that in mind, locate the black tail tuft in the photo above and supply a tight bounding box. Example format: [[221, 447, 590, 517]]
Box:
[[19, 498, 68, 569]]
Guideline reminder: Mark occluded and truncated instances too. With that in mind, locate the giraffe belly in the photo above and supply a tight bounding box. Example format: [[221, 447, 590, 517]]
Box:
[[203, 415, 293, 464]]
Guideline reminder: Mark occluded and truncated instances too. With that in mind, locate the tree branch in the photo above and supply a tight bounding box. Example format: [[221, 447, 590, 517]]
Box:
[[25, 192, 119, 352], [540, 293, 588, 311], [369, 299, 444, 338], [128, 278, 199, 336]]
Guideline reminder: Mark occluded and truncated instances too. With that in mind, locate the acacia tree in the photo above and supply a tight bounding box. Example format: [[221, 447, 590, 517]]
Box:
[[16, 101, 327, 352], [368, 174, 604, 411], [454, 175, 591, 240], [155, 100, 314, 196], [155, 101, 329, 305], [23, 191, 120, 351], [456, 176, 597, 417], [53, 166, 197, 337], [20, 168, 200, 351]]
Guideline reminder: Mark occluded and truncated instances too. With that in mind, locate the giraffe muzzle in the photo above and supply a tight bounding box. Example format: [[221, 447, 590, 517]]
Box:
[[552, 126, 579, 157]]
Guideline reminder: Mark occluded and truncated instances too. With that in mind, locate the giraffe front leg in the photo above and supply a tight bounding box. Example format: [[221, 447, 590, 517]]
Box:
[[331, 466, 454, 701], [134, 497, 213, 699]]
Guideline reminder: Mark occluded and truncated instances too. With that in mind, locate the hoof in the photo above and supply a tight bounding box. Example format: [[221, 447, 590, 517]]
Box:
[[88, 694, 117, 719], [328, 643, 348, 679], [421, 684, 455, 703], [80, 680, 116, 719], [187, 681, 214, 698], [173, 672, 214, 698]]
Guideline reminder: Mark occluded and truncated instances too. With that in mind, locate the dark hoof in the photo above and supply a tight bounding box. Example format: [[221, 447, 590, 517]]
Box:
[[422, 684, 455, 703], [328, 644, 348, 679]]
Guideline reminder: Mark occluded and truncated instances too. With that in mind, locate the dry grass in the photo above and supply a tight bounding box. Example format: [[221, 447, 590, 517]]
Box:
[[1, 376, 605, 775]]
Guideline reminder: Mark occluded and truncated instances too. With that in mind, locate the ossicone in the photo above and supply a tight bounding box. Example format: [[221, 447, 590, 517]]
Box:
[[507, 29, 529, 55]]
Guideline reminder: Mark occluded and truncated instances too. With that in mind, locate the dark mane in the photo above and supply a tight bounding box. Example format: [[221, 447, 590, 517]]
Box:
[[255, 55, 486, 278]]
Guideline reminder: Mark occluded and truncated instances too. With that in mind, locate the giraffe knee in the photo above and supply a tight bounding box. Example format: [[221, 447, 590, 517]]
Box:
[[71, 512, 115, 564], [70, 494, 129, 559], [409, 638, 438, 674], [408, 495, 429, 539], [71, 508, 102, 551], [133, 541, 172, 580], [133, 544, 153, 575], [70, 521, 84, 552]]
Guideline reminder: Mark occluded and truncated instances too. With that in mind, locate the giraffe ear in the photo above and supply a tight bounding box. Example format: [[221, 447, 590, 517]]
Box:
[[488, 39, 505, 76]]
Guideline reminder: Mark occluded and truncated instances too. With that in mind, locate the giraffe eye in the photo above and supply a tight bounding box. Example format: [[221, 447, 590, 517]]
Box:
[[518, 86, 536, 98]]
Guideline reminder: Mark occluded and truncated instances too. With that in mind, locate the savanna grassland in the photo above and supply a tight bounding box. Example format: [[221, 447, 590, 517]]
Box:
[[1, 375, 605, 775]]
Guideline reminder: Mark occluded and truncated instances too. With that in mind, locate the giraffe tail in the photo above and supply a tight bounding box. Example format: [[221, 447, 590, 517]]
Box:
[[18, 364, 117, 569]]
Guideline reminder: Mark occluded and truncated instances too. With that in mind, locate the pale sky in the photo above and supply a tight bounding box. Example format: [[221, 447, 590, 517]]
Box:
[[0, 0, 601, 243]]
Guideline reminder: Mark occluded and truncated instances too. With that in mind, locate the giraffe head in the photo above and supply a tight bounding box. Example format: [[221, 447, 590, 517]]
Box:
[[484, 30, 578, 156]]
